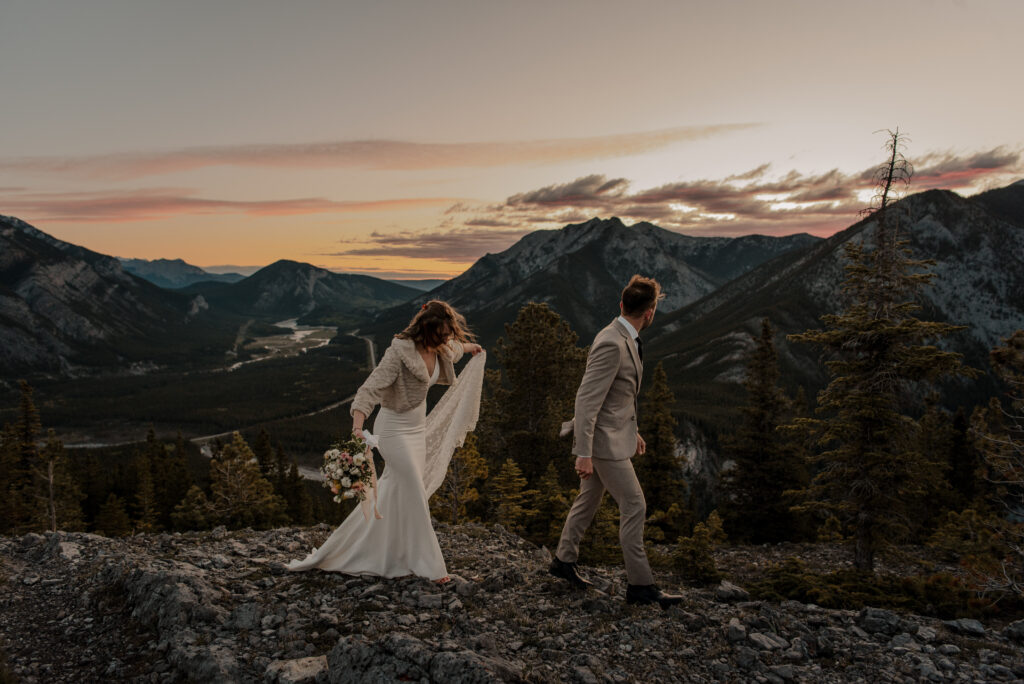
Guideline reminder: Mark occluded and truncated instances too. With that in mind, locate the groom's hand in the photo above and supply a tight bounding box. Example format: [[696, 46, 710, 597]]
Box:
[[636, 434, 646, 456], [574, 456, 593, 480]]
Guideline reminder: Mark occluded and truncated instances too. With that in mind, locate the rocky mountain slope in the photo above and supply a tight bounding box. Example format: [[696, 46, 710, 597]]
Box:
[[183, 260, 420, 322], [0, 215, 240, 377], [368, 217, 820, 346], [120, 257, 245, 289], [2, 526, 1022, 683], [647, 186, 1024, 399]]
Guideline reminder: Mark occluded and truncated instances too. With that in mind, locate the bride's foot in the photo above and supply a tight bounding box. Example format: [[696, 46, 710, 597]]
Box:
[[433, 575, 452, 585]]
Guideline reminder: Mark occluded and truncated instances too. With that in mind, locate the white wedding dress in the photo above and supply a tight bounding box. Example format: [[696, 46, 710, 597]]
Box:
[[287, 352, 485, 580]]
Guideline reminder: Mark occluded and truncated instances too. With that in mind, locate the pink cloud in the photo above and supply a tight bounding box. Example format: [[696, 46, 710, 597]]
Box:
[[0, 124, 759, 180], [0, 188, 456, 223]]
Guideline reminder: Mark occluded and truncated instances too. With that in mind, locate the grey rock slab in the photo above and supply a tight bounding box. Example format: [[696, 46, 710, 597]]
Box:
[[943, 618, 986, 636], [573, 665, 599, 684], [749, 631, 790, 651], [770, 664, 796, 681], [858, 607, 902, 635], [265, 656, 328, 684], [726, 618, 747, 643], [1001, 619, 1024, 642], [715, 580, 751, 602]]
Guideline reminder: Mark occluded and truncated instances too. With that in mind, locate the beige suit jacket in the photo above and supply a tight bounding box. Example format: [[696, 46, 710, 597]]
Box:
[[572, 319, 642, 461]]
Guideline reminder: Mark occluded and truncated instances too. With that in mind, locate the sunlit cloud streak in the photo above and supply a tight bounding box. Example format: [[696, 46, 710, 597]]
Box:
[[471, 146, 1023, 237], [0, 188, 456, 222], [0, 124, 758, 180]]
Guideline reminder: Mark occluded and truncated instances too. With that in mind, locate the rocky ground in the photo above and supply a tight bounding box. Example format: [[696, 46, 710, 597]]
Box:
[[1, 524, 1023, 683]]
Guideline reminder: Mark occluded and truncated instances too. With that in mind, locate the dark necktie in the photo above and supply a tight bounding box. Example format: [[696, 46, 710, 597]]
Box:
[[635, 336, 643, 362]]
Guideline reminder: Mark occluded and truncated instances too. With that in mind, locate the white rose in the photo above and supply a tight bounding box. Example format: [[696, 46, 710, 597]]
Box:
[[343, 491, 355, 499], [341, 477, 352, 488], [353, 454, 365, 465], [350, 467, 361, 476]]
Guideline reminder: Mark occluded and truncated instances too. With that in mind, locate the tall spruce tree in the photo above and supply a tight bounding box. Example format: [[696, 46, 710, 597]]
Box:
[[430, 433, 489, 525], [477, 303, 587, 486], [719, 319, 808, 543], [38, 430, 84, 533], [283, 462, 314, 525], [133, 452, 160, 532], [973, 330, 1024, 596], [636, 362, 692, 541], [525, 462, 572, 548], [94, 493, 133, 537], [6, 381, 42, 533], [206, 432, 288, 529], [789, 130, 973, 571], [0, 423, 19, 534], [172, 485, 213, 531], [490, 458, 536, 534], [253, 429, 275, 477]]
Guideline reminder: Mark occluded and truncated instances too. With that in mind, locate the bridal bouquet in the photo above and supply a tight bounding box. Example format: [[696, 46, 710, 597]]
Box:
[[321, 432, 378, 504]]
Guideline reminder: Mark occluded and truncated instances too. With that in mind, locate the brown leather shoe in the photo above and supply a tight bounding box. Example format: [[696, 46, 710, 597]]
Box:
[[549, 557, 593, 590], [626, 584, 683, 609]]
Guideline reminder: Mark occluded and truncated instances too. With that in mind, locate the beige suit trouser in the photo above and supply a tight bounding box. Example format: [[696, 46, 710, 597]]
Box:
[[555, 457, 654, 586]]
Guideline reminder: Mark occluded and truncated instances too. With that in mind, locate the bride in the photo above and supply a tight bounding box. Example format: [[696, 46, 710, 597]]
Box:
[[287, 300, 484, 582]]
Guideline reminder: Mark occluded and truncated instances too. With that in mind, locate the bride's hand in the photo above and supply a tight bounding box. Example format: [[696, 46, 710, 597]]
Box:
[[463, 343, 483, 356], [353, 427, 365, 440]]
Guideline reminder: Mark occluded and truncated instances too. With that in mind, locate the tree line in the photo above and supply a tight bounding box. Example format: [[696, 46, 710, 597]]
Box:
[[0, 402, 335, 537]]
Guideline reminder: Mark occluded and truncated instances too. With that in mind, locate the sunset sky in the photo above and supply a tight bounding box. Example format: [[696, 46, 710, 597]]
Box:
[[1, 0, 1022, 279]]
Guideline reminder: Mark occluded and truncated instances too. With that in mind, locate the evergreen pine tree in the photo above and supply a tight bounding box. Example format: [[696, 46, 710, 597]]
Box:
[[636, 362, 692, 541], [94, 493, 132, 537], [578, 497, 620, 565], [972, 330, 1024, 596], [720, 319, 809, 543], [207, 432, 288, 529], [38, 430, 84, 533], [151, 433, 192, 530], [525, 462, 572, 548], [274, 443, 289, 494], [477, 303, 587, 486], [0, 423, 19, 534], [172, 485, 212, 531], [253, 429, 275, 477], [948, 407, 983, 509], [490, 458, 536, 534], [7, 381, 42, 533], [430, 433, 489, 525], [133, 453, 160, 532], [788, 130, 974, 572], [284, 462, 314, 525]]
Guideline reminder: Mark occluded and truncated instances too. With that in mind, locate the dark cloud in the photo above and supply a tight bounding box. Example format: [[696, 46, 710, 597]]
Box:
[[463, 217, 518, 227], [507, 174, 629, 206], [330, 227, 530, 262], [464, 147, 1022, 238]]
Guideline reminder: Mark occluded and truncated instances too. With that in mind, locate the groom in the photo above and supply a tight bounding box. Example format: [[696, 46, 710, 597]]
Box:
[[550, 275, 683, 609]]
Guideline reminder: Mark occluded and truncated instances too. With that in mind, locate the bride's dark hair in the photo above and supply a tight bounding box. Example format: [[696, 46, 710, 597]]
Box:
[[397, 300, 475, 350]]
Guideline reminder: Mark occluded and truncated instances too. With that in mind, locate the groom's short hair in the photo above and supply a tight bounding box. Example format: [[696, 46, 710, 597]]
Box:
[[621, 275, 663, 316]]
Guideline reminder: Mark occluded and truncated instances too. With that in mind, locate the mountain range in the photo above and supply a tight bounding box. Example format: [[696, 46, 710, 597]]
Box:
[[179, 260, 420, 323], [4, 180, 1023, 412], [0, 215, 239, 376], [366, 217, 821, 345], [119, 257, 246, 289], [0, 219, 420, 377], [646, 185, 1024, 407]]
